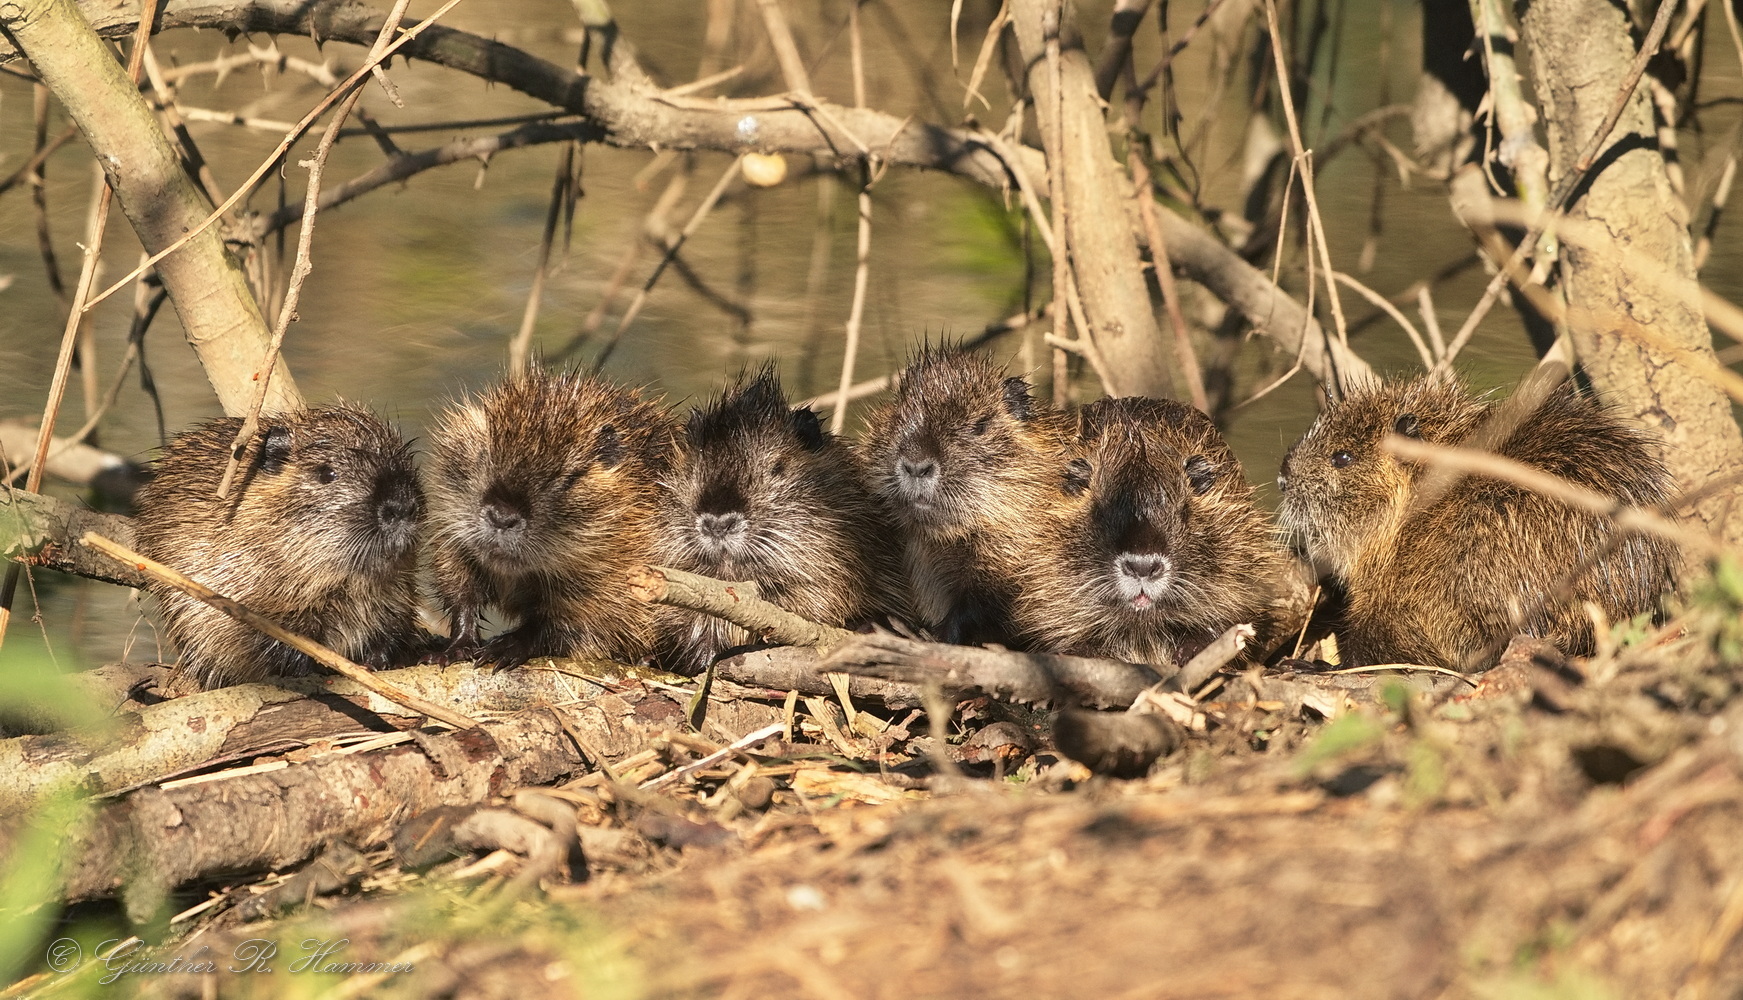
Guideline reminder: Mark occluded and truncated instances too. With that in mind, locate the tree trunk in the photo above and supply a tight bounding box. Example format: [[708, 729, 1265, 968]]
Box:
[[1011, 0, 1174, 399], [0, 0, 300, 416], [1519, 0, 1743, 546]]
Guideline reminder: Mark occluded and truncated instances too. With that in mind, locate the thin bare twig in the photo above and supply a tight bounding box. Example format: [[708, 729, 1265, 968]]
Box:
[[217, 0, 417, 499], [79, 533, 478, 729], [1332, 271, 1433, 371], [1131, 149, 1208, 411], [0, 120, 74, 200], [1262, 0, 1349, 347], [509, 142, 577, 377], [1382, 436, 1715, 554], [962, 0, 1009, 110], [755, 0, 814, 97], [829, 5, 872, 436]]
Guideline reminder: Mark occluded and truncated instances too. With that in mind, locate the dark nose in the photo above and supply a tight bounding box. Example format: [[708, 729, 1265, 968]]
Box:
[[484, 500, 525, 532], [1276, 471, 1289, 493], [1117, 554, 1168, 581], [378, 496, 418, 525], [697, 511, 745, 540], [898, 457, 938, 483]]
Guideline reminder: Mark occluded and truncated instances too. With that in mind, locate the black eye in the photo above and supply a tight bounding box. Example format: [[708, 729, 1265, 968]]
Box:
[[1184, 455, 1218, 495], [771, 460, 787, 478], [1062, 458, 1092, 496], [972, 415, 992, 436], [1330, 450, 1355, 469], [315, 465, 337, 484], [563, 467, 589, 488]]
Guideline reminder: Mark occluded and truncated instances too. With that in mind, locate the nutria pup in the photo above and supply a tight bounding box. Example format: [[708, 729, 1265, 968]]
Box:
[[1011, 396, 1307, 665], [859, 347, 1068, 644], [426, 369, 677, 667], [652, 364, 902, 673], [132, 405, 425, 689], [1278, 374, 1680, 670]]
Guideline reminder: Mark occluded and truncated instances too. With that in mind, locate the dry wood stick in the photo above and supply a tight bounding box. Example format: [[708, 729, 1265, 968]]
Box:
[[508, 141, 576, 377], [1041, 6, 1075, 405], [78, 532, 478, 729], [829, 4, 872, 435], [627, 565, 853, 650], [832, 164, 875, 434], [1261, 0, 1349, 345], [1383, 436, 1715, 553], [216, 0, 416, 498], [754, 0, 814, 97], [1332, 270, 1433, 372], [1129, 147, 1208, 411]]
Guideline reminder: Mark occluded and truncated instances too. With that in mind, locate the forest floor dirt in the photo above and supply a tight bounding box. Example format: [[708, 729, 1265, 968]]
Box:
[[13, 623, 1743, 1000]]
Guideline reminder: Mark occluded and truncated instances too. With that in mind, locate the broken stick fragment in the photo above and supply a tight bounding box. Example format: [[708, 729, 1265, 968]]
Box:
[[627, 565, 855, 650], [78, 531, 478, 730]]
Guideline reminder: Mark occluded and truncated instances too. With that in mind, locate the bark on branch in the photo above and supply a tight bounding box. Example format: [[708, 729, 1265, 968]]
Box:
[[1, 487, 144, 588], [0, 662, 593, 812], [44, 710, 584, 906], [628, 565, 855, 650], [817, 632, 1169, 710]]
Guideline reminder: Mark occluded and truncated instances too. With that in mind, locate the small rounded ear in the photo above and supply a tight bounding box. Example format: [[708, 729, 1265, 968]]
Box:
[[1394, 413, 1421, 438], [1001, 377, 1034, 421], [1184, 454, 1219, 495], [258, 425, 293, 474], [1062, 457, 1092, 496], [596, 424, 625, 469], [790, 406, 826, 451]]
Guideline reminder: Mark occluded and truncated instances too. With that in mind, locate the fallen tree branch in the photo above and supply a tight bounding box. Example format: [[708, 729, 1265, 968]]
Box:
[[80, 532, 479, 730], [0, 662, 602, 812], [628, 565, 855, 650], [817, 633, 1169, 710], [712, 645, 925, 709], [1052, 623, 1253, 777], [42, 709, 583, 907], [1, 488, 143, 588]]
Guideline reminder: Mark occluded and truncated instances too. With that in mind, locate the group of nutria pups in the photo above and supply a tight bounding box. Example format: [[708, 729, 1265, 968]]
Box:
[[132, 348, 1683, 689]]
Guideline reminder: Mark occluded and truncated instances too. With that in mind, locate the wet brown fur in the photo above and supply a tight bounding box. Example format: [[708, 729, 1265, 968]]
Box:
[[132, 405, 425, 689], [652, 365, 903, 672], [1013, 397, 1305, 664], [859, 347, 1069, 644], [426, 369, 677, 666], [1278, 375, 1680, 670]]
